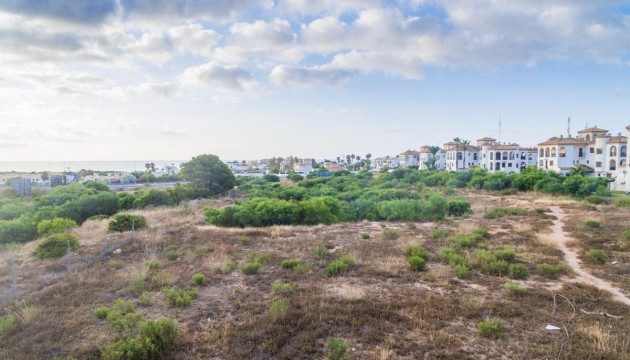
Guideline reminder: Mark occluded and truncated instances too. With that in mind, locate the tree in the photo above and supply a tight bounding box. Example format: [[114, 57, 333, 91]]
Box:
[[180, 154, 236, 195], [424, 146, 442, 171], [453, 138, 471, 171], [40, 171, 50, 182]]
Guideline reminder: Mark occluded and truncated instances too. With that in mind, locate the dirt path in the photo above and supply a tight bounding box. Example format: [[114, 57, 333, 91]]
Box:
[[542, 206, 630, 306]]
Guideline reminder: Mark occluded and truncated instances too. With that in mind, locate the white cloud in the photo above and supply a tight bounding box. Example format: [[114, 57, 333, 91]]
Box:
[[212, 95, 244, 104], [269, 64, 355, 86], [180, 62, 256, 91]]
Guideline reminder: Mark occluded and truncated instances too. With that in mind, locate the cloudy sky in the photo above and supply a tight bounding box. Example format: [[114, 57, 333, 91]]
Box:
[[1, 1, 630, 161]]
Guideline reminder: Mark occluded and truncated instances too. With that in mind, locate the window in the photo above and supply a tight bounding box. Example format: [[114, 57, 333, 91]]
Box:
[[509, 152, 515, 160], [473, 153, 478, 160], [539, 148, 544, 157], [551, 147, 556, 157], [496, 162, 501, 170], [590, 147, 594, 154], [596, 162, 602, 168], [586, 135, 591, 141], [621, 145, 627, 158], [609, 160, 616, 171], [596, 149, 602, 155], [559, 147, 566, 157], [550, 161, 554, 166], [545, 148, 550, 157], [502, 152, 508, 160], [496, 151, 501, 160], [621, 159, 627, 167], [490, 163, 493, 170], [508, 163, 512, 167], [457, 152, 462, 160], [528, 154, 533, 161], [539, 160, 544, 167], [610, 146, 617, 157], [578, 148, 584, 157], [490, 152, 494, 160]]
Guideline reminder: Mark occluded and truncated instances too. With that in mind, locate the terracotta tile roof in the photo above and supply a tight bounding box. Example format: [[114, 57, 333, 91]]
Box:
[[608, 136, 628, 144], [538, 137, 588, 146], [489, 144, 519, 150], [476, 137, 497, 142], [400, 150, 420, 156], [577, 127, 608, 133]]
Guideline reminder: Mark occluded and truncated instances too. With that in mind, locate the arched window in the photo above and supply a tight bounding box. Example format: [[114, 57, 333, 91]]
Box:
[[545, 148, 550, 157], [502, 152, 508, 160], [496, 162, 501, 170], [610, 146, 617, 157], [609, 159, 617, 171], [539, 148, 544, 157], [551, 147, 557, 157], [559, 147, 566, 157], [509, 152, 514, 160], [620, 159, 626, 167], [490, 152, 494, 160], [586, 135, 591, 141], [496, 151, 501, 160], [621, 145, 627, 158]]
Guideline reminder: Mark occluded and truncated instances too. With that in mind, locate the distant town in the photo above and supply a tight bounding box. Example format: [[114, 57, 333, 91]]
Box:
[[3, 125, 629, 195]]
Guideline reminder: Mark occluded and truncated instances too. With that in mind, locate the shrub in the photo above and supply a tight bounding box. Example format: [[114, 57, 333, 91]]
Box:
[[280, 259, 301, 269], [139, 292, 153, 307], [585, 195, 606, 205], [454, 263, 471, 279], [325, 339, 348, 360], [405, 245, 430, 260], [614, 197, 630, 208], [431, 227, 448, 239], [326, 255, 355, 277], [584, 220, 600, 229], [269, 299, 288, 322], [446, 199, 471, 216], [129, 277, 147, 295], [146, 259, 160, 271], [161, 287, 198, 307], [586, 249, 609, 264], [360, 232, 370, 239], [271, 281, 293, 294], [537, 263, 570, 279], [505, 281, 526, 295], [101, 337, 156, 360], [166, 251, 178, 261], [94, 307, 110, 320], [220, 260, 235, 274], [623, 230, 630, 242], [408, 256, 426, 271], [495, 249, 516, 263], [382, 229, 399, 240], [191, 273, 205, 286], [33, 232, 79, 259], [0, 315, 15, 339], [139, 318, 177, 353], [108, 214, 147, 232], [477, 320, 501, 338], [36, 218, 77, 237], [114, 298, 136, 315], [240, 261, 263, 275], [484, 207, 528, 219], [236, 236, 251, 245], [508, 263, 529, 279], [315, 245, 331, 259]]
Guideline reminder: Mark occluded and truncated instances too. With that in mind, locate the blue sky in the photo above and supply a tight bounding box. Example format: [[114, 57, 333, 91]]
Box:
[[0, 0, 629, 161]]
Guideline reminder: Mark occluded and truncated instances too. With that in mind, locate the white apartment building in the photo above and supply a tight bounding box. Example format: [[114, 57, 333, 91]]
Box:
[[418, 146, 445, 170], [477, 137, 538, 173], [537, 126, 629, 190], [443, 142, 480, 171], [373, 156, 399, 171], [399, 150, 420, 167]]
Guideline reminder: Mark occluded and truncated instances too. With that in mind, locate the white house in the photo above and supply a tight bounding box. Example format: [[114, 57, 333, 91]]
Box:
[[373, 156, 399, 171], [418, 146, 445, 170], [399, 150, 420, 168], [537, 126, 629, 190], [477, 137, 538, 173], [294, 159, 314, 174], [443, 142, 480, 171]]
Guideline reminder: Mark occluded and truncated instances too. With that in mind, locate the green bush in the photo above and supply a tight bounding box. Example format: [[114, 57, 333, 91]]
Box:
[[280, 259, 301, 269], [139, 292, 153, 307], [584, 220, 600, 229], [508, 263, 529, 279], [405, 245, 430, 260], [166, 251, 178, 261], [240, 261, 263, 275], [0, 315, 15, 339], [454, 263, 471, 279], [108, 214, 147, 232], [431, 227, 449, 239], [408, 256, 427, 271], [360, 232, 370, 239], [236, 236, 251, 245], [537, 263, 570, 278], [614, 197, 630, 208], [585, 195, 606, 205], [129, 277, 147, 296], [36, 218, 77, 237], [161, 287, 198, 307], [315, 245, 331, 259], [94, 306, 110, 320], [271, 281, 293, 294], [477, 320, 501, 338], [191, 273, 205, 286], [586, 249, 610, 264], [33, 232, 79, 259], [446, 199, 471, 216], [114, 298, 136, 314], [146, 259, 160, 271], [623, 230, 630, 242], [325, 339, 348, 360], [326, 255, 355, 276], [220, 260, 235, 274], [101, 337, 156, 360], [484, 207, 528, 219], [139, 318, 177, 353], [494, 249, 516, 262], [504, 281, 526, 295], [269, 299, 288, 322]]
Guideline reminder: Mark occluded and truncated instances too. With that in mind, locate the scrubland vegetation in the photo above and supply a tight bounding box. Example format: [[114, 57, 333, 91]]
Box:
[[0, 166, 629, 359]]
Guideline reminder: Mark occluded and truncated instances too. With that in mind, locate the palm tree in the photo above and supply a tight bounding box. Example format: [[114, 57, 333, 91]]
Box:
[[424, 146, 441, 171], [453, 138, 471, 171], [346, 155, 351, 164]]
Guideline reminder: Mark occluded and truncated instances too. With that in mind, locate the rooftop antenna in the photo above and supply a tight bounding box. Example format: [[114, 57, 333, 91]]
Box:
[[567, 117, 571, 137], [499, 113, 501, 144]]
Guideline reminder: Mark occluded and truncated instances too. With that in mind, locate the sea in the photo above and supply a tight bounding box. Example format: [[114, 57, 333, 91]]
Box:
[[0, 161, 186, 173]]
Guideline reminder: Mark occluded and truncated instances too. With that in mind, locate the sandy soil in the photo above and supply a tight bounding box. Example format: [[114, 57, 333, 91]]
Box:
[[543, 206, 630, 306]]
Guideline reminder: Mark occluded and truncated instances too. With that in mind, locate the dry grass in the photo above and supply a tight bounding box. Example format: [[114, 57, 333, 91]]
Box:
[[1, 191, 629, 359]]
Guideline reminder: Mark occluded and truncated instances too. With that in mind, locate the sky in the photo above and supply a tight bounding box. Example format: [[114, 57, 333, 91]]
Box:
[[1, 0, 630, 162]]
